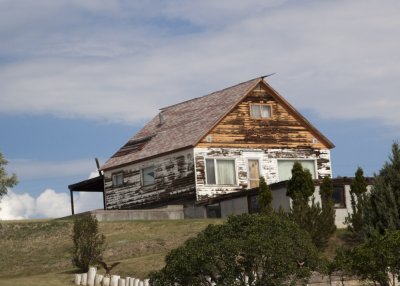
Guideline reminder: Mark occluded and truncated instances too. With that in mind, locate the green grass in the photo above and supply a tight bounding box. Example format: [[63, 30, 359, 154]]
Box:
[[0, 218, 223, 285]]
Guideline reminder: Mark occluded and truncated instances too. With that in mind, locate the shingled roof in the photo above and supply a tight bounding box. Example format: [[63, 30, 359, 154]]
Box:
[[101, 77, 334, 170]]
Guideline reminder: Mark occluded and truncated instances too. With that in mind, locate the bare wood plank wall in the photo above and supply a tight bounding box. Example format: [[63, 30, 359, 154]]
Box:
[[197, 85, 327, 149]]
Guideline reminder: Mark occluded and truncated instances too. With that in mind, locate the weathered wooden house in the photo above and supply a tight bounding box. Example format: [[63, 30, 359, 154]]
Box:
[[99, 77, 335, 210]]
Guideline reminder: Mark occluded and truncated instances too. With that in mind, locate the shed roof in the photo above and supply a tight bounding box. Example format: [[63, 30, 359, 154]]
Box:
[[101, 77, 334, 170]]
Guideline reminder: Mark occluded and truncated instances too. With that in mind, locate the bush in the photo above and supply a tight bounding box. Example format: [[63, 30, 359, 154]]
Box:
[[72, 213, 106, 272], [258, 176, 273, 214], [150, 213, 320, 286]]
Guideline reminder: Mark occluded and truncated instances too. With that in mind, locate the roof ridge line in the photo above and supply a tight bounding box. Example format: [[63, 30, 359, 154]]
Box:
[[159, 76, 263, 111]]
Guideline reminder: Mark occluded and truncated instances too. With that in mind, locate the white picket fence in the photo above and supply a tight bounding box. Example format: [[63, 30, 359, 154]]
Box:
[[73, 268, 389, 285], [74, 267, 150, 286]]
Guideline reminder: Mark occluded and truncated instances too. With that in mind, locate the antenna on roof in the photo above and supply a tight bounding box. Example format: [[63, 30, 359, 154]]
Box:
[[95, 158, 102, 176], [261, 73, 276, 79]]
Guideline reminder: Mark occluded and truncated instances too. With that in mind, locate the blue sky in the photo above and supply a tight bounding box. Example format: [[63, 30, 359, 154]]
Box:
[[0, 0, 399, 219]]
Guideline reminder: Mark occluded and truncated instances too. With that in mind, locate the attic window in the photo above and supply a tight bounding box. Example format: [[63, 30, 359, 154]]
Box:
[[250, 103, 272, 119]]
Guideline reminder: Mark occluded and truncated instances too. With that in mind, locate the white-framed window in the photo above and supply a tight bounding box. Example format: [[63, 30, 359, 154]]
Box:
[[142, 166, 155, 186], [250, 103, 272, 119], [277, 159, 317, 181], [112, 173, 124, 187], [205, 159, 236, 185]]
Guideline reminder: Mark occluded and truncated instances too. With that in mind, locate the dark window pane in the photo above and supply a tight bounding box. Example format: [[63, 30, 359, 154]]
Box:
[[206, 204, 221, 218], [248, 195, 260, 214], [333, 186, 346, 208], [206, 159, 216, 184]]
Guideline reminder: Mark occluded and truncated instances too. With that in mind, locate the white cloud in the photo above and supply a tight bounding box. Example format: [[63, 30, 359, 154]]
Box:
[[88, 171, 101, 179], [0, 188, 103, 220], [74, 192, 104, 214], [0, 189, 35, 220], [35, 189, 71, 218], [0, 0, 399, 127]]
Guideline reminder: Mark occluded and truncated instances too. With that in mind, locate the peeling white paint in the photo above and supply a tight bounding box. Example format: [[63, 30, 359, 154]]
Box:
[[194, 147, 332, 200]]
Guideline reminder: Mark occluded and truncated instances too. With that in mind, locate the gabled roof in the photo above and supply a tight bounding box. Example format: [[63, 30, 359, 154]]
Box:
[[101, 77, 334, 170]]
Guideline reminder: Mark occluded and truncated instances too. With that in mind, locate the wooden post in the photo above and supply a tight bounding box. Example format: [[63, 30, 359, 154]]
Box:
[[81, 273, 88, 285], [102, 277, 111, 286], [94, 274, 103, 286], [70, 190, 75, 215], [110, 275, 120, 286], [74, 274, 82, 285], [103, 190, 106, 210], [87, 267, 96, 286]]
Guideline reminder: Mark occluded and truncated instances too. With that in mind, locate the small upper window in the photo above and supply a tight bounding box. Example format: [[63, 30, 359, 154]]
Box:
[[250, 104, 272, 119], [142, 166, 155, 186], [112, 173, 124, 187]]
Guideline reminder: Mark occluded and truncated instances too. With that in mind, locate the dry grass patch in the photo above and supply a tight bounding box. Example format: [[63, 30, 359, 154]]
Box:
[[0, 218, 223, 282]]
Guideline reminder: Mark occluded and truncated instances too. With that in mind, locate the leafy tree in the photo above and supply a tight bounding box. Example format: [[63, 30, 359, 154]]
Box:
[[345, 167, 368, 240], [348, 231, 400, 286], [150, 213, 320, 286], [321, 247, 353, 286], [328, 230, 400, 286], [258, 176, 273, 214], [72, 213, 106, 272], [0, 152, 18, 200]]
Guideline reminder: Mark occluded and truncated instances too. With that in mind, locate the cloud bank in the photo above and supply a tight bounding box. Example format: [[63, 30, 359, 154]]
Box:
[[0, 188, 103, 220], [0, 0, 399, 127], [7, 158, 98, 180]]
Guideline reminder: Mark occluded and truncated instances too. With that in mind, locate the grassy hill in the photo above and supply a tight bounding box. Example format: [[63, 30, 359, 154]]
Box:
[[0, 218, 223, 286]]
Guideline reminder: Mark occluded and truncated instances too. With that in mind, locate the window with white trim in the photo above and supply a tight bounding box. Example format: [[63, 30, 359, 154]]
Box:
[[112, 173, 124, 187], [205, 159, 236, 185], [250, 103, 272, 119], [277, 160, 316, 181], [142, 166, 155, 186]]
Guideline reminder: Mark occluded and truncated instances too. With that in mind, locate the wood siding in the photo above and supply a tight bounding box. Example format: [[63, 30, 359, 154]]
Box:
[[197, 84, 328, 149], [104, 149, 196, 209], [194, 147, 331, 200]]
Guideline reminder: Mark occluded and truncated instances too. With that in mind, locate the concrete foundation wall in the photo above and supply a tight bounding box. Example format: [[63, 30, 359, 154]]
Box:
[[90, 205, 184, 221]]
